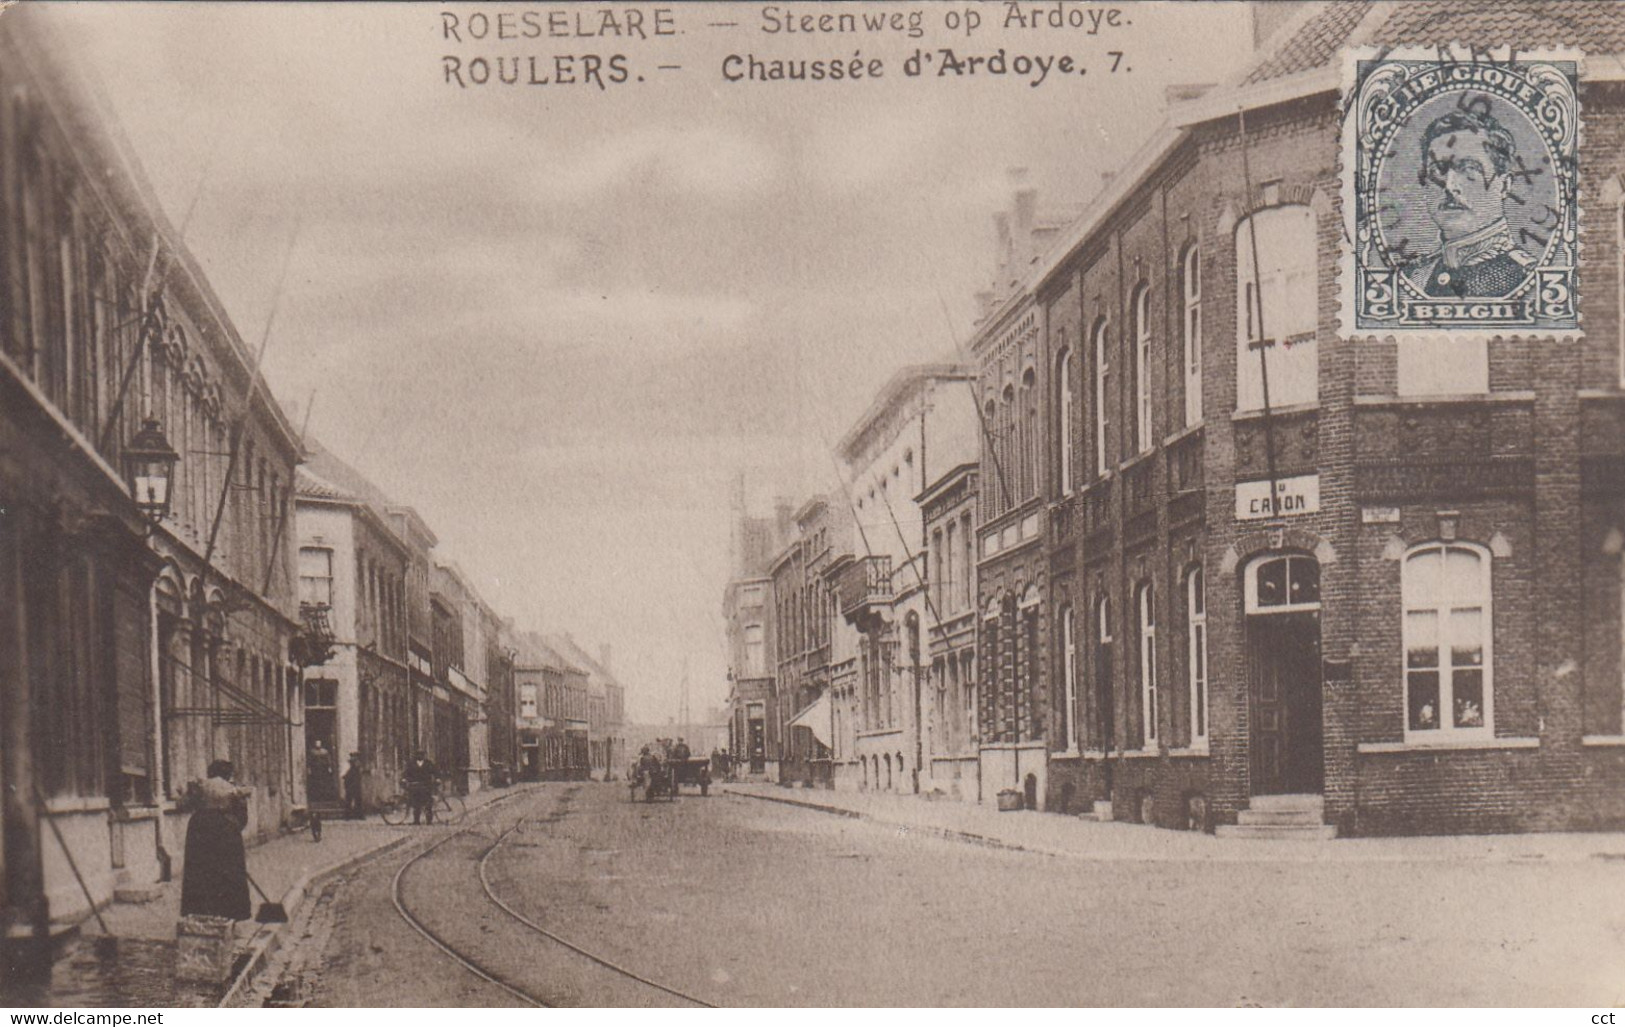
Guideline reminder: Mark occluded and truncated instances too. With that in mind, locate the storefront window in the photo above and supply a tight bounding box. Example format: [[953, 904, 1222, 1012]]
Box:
[[1403, 544, 1493, 737]]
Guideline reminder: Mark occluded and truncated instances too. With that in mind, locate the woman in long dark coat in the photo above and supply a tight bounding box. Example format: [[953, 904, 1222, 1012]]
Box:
[[180, 760, 251, 921]]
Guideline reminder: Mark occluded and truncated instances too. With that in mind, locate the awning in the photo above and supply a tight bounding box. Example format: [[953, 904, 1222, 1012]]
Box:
[[787, 691, 832, 749]]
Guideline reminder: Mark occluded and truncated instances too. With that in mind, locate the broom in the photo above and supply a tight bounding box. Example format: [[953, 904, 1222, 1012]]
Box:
[[247, 871, 288, 923]]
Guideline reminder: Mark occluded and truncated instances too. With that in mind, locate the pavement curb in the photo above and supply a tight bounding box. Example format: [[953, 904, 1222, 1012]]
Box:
[[720, 786, 1625, 865], [723, 787, 1050, 857], [216, 783, 543, 1007], [216, 831, 411, 1008]]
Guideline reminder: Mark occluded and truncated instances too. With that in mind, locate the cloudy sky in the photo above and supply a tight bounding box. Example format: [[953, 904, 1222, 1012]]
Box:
[[49, 2, 1253, 722]]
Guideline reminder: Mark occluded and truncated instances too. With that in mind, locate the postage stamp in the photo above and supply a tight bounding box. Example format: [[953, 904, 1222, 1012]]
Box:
[[1342, 48, 1580, 336]]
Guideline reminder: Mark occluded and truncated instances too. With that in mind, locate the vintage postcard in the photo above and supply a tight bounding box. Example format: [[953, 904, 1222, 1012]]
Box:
[[2, 0, 1623, 1014]]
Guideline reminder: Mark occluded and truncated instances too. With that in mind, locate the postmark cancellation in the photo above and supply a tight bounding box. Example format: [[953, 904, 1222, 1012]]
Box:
[[1342, 47, 1580, 337]]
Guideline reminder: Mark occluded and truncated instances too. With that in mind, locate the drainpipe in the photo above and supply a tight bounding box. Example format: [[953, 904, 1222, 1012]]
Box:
[[148, 586, 171, 880], [2, 513, 49, 972]]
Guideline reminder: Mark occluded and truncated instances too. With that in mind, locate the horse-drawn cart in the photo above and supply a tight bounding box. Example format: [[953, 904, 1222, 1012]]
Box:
[[629, 759, 676, 802], [670, 756, 711, 796], [628, 755, 710, 801]]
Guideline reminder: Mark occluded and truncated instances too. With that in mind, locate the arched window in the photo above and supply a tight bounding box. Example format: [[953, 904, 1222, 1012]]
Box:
[[1137, 581, 1157, 747], [1131, 283, 1153, 453], [960, 512, 973, 610], [1186, 566, 1208, 747], [1235, 204, 1318, 411], [1092, 316, 1110, 476], [1060, 605, 1078, 752], [1095, 594, 1114, 751], [1020, 585, 1040, 744], [1023, 368, 1039, 499], [1057, 345, 1075, 496], [994, 383, 1007, 510], [1181, 244, 1203, 426], [1245, 553, 1321, 613], [962, 649, 977, 745], [1403, 543, 1493, 738]]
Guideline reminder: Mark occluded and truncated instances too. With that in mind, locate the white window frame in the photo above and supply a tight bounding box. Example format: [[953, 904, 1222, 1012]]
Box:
[[1093, 317, 1110, 476], [1137, 581, 1157, 747], [1186, 566, 1208, 749], [1397, 334, 1489, 396], [1058, 346, 1075, 496], [298, 546, 333, 608], [964, 651, 978, 746], [1244, 553, 1322, 615], [1024, 369, 1039, 499], [519, 684, 539, 720], [1402, 542, 1494, 742], [1182, 245, 1203, 426], [1061, 605, 1078, 752], [1235, 204, 1318, 412], [743, 622, 765, 677], [1133, 284, 1153, 453]]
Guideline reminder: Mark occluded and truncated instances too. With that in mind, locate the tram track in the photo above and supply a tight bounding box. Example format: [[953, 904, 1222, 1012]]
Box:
[[388, 788, 715, 1008]]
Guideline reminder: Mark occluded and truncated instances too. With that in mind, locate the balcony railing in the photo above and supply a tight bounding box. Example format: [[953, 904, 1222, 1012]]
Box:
[[291, 602, 337, 668], [838, 555, 892, 624]]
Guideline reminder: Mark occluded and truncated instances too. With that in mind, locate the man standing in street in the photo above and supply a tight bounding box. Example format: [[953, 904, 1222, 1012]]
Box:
[[403, 749, 438, 825], [343, 752, 364, 820]]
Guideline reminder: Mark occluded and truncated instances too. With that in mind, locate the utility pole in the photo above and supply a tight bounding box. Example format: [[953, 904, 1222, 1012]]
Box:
[[677, 656, 691, 736]]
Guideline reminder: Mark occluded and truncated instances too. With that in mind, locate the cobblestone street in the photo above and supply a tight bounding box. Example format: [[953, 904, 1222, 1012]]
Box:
[[247, 782, 1625, 1007]]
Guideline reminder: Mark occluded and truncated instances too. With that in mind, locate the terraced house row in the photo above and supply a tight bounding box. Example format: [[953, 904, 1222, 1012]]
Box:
[[0, 7, 625, 960], [727, 0, 1625, 838]]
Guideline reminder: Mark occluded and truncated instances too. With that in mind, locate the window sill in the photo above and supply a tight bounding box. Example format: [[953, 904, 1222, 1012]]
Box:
[[1162, 422, 1204, 448], [1358, 736, 1538, 753], [1118, 449, 1157, 473], [1168, 745, 1211, 758], [1233, 401, 1319, 423], [1582, 735, 1625, 747], [44, 796, 113, 815], [112, 804, 163, 823], [1050, 749, 1084, 760], [1119, 748, 1162, 759], [1354, 391, 1535, 409]]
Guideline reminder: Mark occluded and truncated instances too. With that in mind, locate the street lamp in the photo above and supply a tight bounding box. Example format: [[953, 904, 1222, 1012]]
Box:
[[123, 418, 179, 526]]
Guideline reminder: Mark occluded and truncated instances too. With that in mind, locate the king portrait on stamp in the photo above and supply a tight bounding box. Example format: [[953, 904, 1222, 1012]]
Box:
[[1344, 49, 1580, 334], [1405, 106, 1536, 299]]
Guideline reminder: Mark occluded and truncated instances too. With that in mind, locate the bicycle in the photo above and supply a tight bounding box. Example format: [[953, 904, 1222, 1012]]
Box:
[[380, 780, 466, 826]]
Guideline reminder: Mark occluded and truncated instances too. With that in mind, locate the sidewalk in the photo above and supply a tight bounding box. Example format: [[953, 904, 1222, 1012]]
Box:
[[26, 783, 528, 1007], [723, 782, 1625, 865]]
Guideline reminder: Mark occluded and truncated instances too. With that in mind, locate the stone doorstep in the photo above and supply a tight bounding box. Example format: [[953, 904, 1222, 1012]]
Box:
[[113, 885, 164, 904], [1215, 824, 1340, 840], [1248, 793, 1325, 812], [1236, 809, 1328, 827]]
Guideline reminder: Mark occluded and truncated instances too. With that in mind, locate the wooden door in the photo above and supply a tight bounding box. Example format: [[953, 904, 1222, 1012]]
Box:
[[1248, 612, 1323, 795]]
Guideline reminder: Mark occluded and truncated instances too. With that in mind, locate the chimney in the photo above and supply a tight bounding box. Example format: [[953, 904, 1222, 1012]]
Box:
[[1101, 170, 1116, 190], [1250, 0, 1308, 51], [1014, 188, 1037, 271], [993, 210, 1012, 267]]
